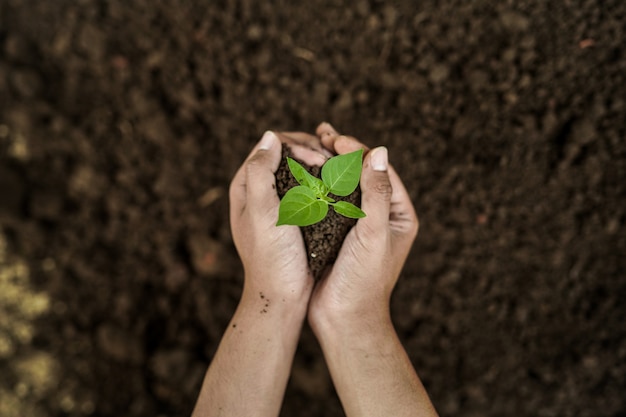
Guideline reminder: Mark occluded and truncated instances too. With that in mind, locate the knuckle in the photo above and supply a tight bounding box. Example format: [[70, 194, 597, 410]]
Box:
[[407, 207, 419, 234], [229, 178, 244, 203], [228, 181, 237, 200], [359, 220, 389, 244], [245, 153, 267, 177], [372, 179, 393, 199], [228, 176, 240, 195], [246, 153, 264, 169], [391, 209, 419, 239], [405, 210, 419, 239], [358, 221, 378, 240], [410, 216, 419, 238]]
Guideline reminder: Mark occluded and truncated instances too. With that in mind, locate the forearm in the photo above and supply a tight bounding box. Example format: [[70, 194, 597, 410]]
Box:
[[192, 284, 308, 417], [313, 311, 438, 417]]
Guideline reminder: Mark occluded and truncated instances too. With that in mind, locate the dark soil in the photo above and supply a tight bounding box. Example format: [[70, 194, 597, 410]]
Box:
[[1, 1, 625, 417], [275, 143, 360, 280]]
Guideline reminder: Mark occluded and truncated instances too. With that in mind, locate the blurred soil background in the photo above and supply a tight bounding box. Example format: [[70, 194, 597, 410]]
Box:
[[1, 0, 625, 416]]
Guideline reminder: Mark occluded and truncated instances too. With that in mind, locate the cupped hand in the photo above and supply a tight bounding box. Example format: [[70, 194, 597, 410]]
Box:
[[229, 130, 329, 305], [308, 123, 419, 328]]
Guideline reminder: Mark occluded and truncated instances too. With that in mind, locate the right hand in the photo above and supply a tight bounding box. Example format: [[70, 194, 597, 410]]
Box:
[[307, 123, 419, 329]]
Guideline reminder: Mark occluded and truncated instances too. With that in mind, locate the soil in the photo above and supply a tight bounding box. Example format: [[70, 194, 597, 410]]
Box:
[[1, 1, 625, 417], [275, 144, 360, 280]]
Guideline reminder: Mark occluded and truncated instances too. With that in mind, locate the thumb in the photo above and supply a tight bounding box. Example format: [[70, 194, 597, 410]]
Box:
[[358, 147, 392, 233], [245, 131, 282, 213]]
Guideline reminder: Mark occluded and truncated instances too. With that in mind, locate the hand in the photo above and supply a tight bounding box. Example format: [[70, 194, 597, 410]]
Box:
[[194, 130, 332, 417], [308, 123, 419, 328], [229, 130, 330, 305], [305, 124, 434, 417]]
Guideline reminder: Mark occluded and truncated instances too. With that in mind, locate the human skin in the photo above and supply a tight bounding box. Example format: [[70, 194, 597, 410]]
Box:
[[308, 123, 439, 417], [191, 124, 438, 417], [191, 130, 329, 417]]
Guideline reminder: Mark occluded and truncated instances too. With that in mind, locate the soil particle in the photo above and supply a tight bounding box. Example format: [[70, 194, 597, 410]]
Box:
[[96, 324, 143, 364], [10, 69, 42, 98], [186, 234, 229, 277], [0, 165, 24, 218], [499, 10, 530, 32]]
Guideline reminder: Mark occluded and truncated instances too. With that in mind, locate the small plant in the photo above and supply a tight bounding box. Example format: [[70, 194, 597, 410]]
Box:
[[277, 149, 366, 226]]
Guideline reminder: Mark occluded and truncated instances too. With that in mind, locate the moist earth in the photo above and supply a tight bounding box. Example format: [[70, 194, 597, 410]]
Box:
[[0, 1, 625, 417], [275, 144, 360, 280]]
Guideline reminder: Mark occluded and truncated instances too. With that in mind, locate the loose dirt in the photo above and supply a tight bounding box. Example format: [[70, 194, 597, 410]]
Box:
[[275, 144, 360, 280]]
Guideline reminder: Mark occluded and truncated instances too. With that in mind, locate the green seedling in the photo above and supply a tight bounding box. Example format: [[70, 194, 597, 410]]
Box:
[[277, 149, 366, 226]]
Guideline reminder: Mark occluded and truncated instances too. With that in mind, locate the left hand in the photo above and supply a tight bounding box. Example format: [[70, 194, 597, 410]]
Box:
[[229, 130, 329, 305]]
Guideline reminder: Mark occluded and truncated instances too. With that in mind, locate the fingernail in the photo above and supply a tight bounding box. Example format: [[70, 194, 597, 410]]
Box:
[[259, 130, 277, 150], [370, 147, 388, 171]]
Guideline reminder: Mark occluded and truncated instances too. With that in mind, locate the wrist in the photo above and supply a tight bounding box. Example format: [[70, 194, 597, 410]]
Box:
[[309, 301, 394, 344], [243, 267, 313, 300], [311, 311, 400, 370], [239, 278, 311, 323]]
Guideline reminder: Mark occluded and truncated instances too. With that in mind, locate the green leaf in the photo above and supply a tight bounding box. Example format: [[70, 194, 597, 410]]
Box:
[[287, 157, 328, 196], [332, 201, 366, 219], [321, 149, 363, 196], [277, 186, 329, 226]]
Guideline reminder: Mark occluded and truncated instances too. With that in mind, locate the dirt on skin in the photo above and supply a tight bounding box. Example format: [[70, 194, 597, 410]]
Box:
[[1, 1, 625, 417]]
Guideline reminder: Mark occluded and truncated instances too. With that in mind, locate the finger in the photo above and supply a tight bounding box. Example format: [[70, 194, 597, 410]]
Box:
[[280, 131, 333, 158], [315, 122, 370, 155], [229, 163, 247, 219], [245, 131, 282, 214], [316, 122, 343, 151], [316, 122, 339, 150], [274, 132, 328, 167], [320, 131, 369, 155], [387, 165, 419, 238], [316, 122, 338, 137], [335, 135, 369, 154], [357, 146, 392, 234], [229, 130, 279, 217]]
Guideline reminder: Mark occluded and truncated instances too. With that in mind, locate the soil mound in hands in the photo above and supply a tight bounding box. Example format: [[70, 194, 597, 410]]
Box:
[[275, 144, 360, 280]]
